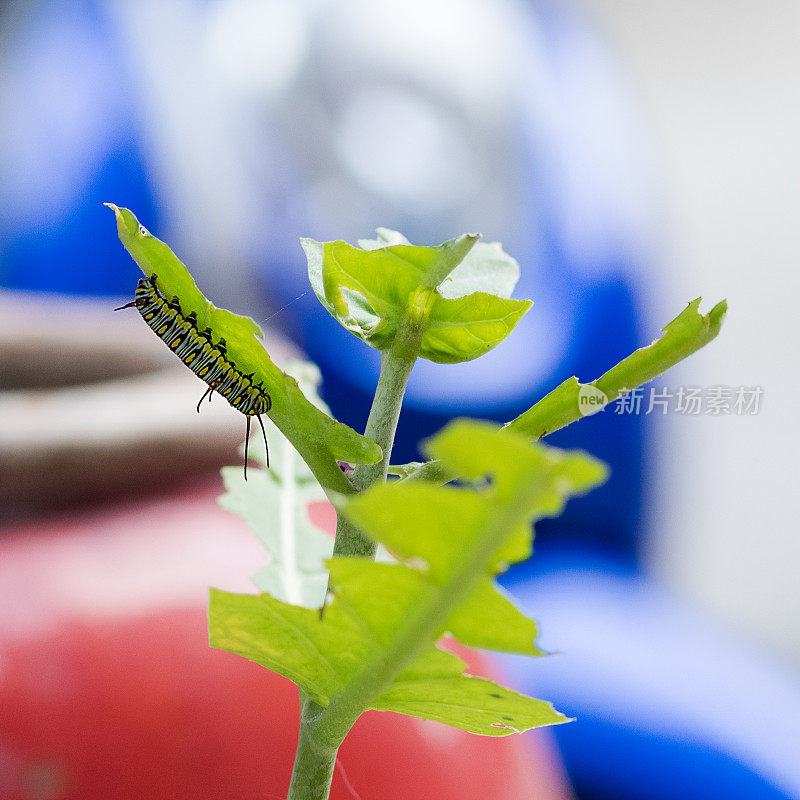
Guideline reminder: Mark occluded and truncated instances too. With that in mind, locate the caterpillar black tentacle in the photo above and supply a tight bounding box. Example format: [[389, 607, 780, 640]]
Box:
[[115, 274, 271, 478], [255, 413, 270, 469], [196, 385, 214, 413], [244, 415, 251, 481]]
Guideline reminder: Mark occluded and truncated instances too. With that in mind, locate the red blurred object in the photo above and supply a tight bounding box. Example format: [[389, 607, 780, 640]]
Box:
[[0, 483, 571, 800]]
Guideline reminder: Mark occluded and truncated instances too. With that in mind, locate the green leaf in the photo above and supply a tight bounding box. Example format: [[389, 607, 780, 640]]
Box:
[[208, 589, 366, 706], [327, 558, 543, 656], [210, 420, 606, 737], [371, 677, 568, 736], [423, 291, 532, 364], [445, 580, 544, 655], [302, 232, 531, 363], [507, 297, 728, 439], [208, 584, 465, 706], [358, 228, 521, 299], [106, 205, 380, 495]]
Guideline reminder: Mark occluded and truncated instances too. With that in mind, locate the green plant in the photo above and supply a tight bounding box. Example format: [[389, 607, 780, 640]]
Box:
[[109, 205, 726, 800]]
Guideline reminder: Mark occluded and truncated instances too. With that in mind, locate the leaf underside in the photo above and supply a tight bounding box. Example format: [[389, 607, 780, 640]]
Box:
[[219, 361, 335, 609]]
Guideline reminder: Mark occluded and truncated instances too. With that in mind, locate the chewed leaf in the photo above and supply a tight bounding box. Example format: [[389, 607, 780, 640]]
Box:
[[508, 297, 728, 439], [107, 205, 380, 494], [211, 421, 606, 736], [406, 298, 728, 486], [303, 231, 531, 363], [425, 419, 608, 498]]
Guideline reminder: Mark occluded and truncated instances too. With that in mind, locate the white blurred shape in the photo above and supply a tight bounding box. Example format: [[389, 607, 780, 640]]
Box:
[[335, 87, 478, 210], [548, 21, 656, 276], [331, 0, 521, 114], [205, 0, 308, 98]]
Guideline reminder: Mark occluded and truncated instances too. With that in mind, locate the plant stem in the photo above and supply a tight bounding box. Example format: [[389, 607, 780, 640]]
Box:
[[286, 697, 339, 800], [331, 322, 422, 559], [287, 321, 422, 800]]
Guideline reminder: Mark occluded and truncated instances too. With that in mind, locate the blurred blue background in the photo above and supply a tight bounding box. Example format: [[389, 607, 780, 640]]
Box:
[[1, 0, 797, 798]]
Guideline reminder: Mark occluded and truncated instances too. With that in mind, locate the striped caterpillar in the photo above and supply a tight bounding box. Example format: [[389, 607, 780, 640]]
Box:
[[116, 274, 270, 477]]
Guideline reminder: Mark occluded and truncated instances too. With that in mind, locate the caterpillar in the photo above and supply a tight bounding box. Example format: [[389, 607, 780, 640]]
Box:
[[115, 274, 270, 478]]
